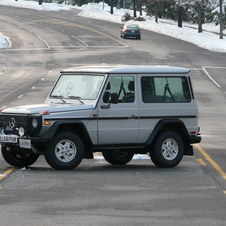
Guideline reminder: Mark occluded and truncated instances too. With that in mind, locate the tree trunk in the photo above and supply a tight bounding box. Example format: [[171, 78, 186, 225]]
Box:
[[133, 0, 137, 18], [219, 0, 223, 39], [139, 1, 142, 16], [110, 0, 114, 14], [155, 1, 158, 23], [197, 3, 203, 33], [178, 6, 183, 28]]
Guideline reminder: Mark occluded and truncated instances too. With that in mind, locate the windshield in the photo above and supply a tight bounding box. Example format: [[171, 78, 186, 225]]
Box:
[[50, 74, 105, 100]]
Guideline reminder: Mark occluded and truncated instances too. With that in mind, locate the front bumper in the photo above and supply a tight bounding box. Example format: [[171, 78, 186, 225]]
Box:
[[0, 133, 49, 149]]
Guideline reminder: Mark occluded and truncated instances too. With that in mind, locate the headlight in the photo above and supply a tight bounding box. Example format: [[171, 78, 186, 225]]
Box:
[[19, 127, 25, 136], [32, 118, 38, 128], [28, 115, 42, 136]]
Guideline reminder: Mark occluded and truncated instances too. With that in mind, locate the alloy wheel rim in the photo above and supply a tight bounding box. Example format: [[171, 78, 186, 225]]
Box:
[[161, 138, 178, 161], [55, 139, 77, 162]]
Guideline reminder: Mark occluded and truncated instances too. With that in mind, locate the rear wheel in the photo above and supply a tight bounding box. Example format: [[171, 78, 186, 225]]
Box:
[[1, 145, 39, 167], [151, 131, 184, 168], [102, 150, 134, 165], [45, 132, 84, 170]]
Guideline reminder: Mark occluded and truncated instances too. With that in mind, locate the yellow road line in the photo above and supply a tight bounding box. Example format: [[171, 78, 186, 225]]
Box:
[[196, 158, 206, 166], [32, 19, 128, 47], [9, 15, 129, 47], [194, 144, 226, 180], [0, 167, 16, 181]]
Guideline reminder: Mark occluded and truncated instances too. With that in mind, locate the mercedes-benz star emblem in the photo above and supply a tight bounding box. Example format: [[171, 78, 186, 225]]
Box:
[[9, 118, 16, 129]]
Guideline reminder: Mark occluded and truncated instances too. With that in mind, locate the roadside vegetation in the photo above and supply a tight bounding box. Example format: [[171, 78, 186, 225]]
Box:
[[43, 0, 226, 39]]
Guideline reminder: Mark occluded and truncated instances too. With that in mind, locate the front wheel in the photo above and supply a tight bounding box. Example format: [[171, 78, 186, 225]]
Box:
[[45, 132, 84, 170], [151, 131, 184, 168], [1, 145, 39, 167], [102, 150, 134, 165]]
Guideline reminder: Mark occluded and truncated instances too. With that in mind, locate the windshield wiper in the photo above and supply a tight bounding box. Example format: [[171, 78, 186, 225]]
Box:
[[50, 95, 66, 104], [68, 96, 84, 104]]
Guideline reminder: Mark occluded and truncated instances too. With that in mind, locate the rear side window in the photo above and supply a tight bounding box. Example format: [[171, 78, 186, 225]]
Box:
[[141, 76, 191, 103]]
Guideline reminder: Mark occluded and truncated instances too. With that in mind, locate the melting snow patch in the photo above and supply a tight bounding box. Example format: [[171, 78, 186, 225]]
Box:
[[0, 34, 9, 49]]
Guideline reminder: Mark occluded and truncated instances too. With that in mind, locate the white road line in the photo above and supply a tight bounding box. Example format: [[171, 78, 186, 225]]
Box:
[[203, 66, 226, 69], [37, 35, 50, 49], [31, 86, 35, 90], [202, 66, 221, 88], [17, 95, 24, 99], [71, 35, 89, 47]]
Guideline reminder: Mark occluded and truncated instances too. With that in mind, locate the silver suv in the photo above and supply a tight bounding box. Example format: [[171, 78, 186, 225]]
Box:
[[0, 66, 201, 170]]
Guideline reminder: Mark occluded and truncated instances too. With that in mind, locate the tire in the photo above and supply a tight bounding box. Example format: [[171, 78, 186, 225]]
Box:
[[102, 150, 134, 165], [1, 145, 39, 167], [151, 131, 184, 168], [44, 132, 84, 170]]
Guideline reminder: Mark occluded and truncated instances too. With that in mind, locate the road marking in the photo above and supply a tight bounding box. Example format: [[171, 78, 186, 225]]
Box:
[[0, 167, 16, 181], [37, 35, 50, 49], [32, 19, 128, 47], [72, 35, 89, 47], [203, 66, 226, 69], [31, 86, 35, 90], [196, 158, 206, 166], [202, 66, 221, 88], [17, 95, 23, 99], [194, 144, 226, 180]]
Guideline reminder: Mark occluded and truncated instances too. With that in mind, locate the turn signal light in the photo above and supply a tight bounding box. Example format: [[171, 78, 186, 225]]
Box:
[[44, 121, 52, 126]]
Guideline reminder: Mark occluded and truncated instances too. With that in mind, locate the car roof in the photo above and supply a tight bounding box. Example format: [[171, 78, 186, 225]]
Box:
[[126, 24, 139, 27], [61, 65, 190, 75]]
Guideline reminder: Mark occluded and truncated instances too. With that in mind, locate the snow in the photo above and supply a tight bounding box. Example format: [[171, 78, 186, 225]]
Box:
[[0, 1, 225, 51], [0, 32, 9, 49], [94, 154, 150, 160]]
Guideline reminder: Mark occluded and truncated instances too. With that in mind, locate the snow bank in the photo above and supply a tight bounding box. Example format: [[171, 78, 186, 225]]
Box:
[[0, 0, 72, 11], [79, 3, 226, 52]]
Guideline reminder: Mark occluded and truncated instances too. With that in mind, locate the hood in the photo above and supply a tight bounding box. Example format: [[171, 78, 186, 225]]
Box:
[[1, 103, 94, 115]]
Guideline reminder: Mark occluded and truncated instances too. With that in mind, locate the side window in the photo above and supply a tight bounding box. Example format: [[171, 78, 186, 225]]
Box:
[[141, 76, 191, 103], [103, 76, 135, 103]]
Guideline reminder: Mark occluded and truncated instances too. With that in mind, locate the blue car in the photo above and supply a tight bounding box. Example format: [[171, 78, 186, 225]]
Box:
[[120, 24, 141, 40]]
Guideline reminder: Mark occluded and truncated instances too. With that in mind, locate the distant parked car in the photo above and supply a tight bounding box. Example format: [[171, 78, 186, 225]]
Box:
[[120, 24, 141, 40]]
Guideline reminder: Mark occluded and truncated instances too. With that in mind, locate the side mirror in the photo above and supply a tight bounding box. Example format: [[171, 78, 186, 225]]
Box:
[[101, 93, 118, 109], [110, 93, 118, 104]]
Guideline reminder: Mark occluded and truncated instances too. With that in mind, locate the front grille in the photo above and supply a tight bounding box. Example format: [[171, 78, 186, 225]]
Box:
[[0, 114, 28, 134]]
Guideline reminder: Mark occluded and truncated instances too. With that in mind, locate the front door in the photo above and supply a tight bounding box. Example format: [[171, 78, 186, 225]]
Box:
[[97, 75, 138, 144]]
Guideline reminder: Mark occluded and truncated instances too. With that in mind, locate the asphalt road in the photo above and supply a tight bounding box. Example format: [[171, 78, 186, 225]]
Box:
[[0, 5, 226, 226]]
